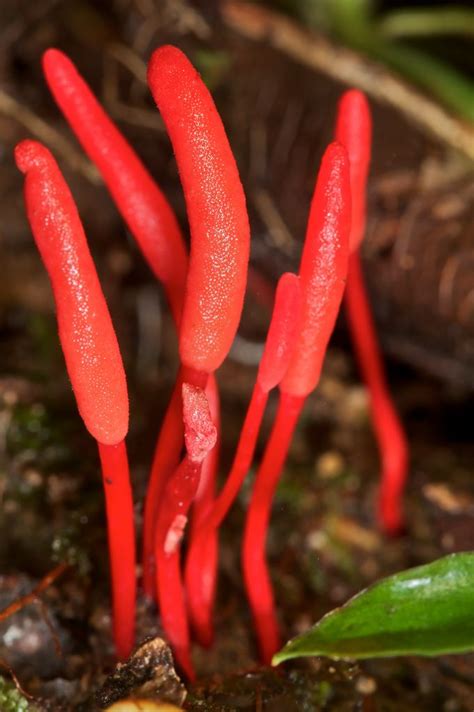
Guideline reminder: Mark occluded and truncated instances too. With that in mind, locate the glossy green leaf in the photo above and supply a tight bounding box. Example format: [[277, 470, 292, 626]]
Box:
[[273, 553, 474, 664]]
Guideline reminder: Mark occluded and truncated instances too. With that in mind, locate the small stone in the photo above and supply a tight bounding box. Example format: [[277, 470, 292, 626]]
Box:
[[96, 638, 186, 709], [306, 530, 328, 552], [315, 451, 345, 480], [356, 675, 377, 695], [340, 386, 369, 425], [2, 389, 18, 407], [23, 468, 43, 488]]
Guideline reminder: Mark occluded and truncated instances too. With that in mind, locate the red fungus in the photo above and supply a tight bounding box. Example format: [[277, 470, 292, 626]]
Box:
[[23, 41, 410, 675], [335, 90, 371, 253], [184, 378, 220, 647], [335, 89, 408, 534], [15, 139, 136, 660], [243, 142, 351, 663], [154, 384, 217, 678], [40, 47, 220, 595], [147, 45, 250, 378], [185, 272, 301, 643], [142, 373, 185, 598], [147, 45, 250, 671], [42, 48, 188, 324], [345, 257, 409, 533]]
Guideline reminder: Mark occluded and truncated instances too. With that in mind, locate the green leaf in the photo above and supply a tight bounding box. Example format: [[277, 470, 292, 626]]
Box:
[[273, 553, 474, 664]]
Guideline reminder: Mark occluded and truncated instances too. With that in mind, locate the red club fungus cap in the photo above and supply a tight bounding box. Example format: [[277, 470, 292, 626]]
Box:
[[15, 140, 129, 445]]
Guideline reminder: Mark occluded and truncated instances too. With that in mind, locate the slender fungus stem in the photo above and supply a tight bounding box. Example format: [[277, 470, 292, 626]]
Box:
[[155, 385, 217, 678], [98, 440, 136, 658], [198, 273, 301, 534], [335, 89, 408, 534], [185, 273, 301, 643], [184, 389, 266, 646], [142, 369, 216, 601], [142, 370, 185, 598], [184, 379, 221, 647], [242, 392, 304, 662], [243, 142, 351, 663], [345, 253, 408, 533], [15, 140, 135, 660]]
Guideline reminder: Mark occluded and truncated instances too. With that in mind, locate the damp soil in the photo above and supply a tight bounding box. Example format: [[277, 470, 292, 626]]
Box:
[[0, 1, 473, 710]]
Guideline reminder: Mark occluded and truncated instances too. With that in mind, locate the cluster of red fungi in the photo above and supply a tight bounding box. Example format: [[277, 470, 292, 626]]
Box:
[[15, 45, 408, 678]]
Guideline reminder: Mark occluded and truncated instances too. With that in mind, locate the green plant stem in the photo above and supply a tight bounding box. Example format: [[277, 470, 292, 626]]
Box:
[[379, 7, 474, 39]]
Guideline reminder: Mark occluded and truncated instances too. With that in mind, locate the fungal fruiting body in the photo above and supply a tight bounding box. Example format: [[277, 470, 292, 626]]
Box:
[[147, 45, 250, 675], [335, 89, 408, 534], [148, 45, 250, 377], [17, 41, 410, 675], [42, 47, 187, 597], [334, 90, 371, 253], [243, 142, 351, 663], [41, 46, 220, 600], [15, 140, 135, 660], [42, 48, 188, 324]]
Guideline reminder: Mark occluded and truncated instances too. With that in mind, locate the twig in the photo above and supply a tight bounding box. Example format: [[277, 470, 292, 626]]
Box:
[[0, 659, 35, 700], [222, 1, 474, 161], [0, 0, 62, 50], [0, 563, 68, 622], [106, 43, 147, 85], [0, 90, 100, 183], [102, 47, 164, 131], [253, 188, 294, 254]]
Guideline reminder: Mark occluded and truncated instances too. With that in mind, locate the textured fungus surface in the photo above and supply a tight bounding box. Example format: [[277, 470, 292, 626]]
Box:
[[281, 142, 351, 398], [148, 45, 250, 374], [43, 48, 188, 324], [15, 140, 129, 446]]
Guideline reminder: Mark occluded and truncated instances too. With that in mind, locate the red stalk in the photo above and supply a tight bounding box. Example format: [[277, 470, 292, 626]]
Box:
[[141, 363, 207, 600], [154, 384, 217, 677], [98, 441, 136, 659], [148, 45, 249, 668], [185, 382, 268, 651], [142, 373, 184, 598], [243, 142, 351, 662], [184, 378, 221, 647], [185, 273, 301, 643], [141, 367, 216, 603], [242, 392, 304, 662], [345, 253, 408, 533], [335, 89, 408, 533], [15, 140, 135, 659]]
